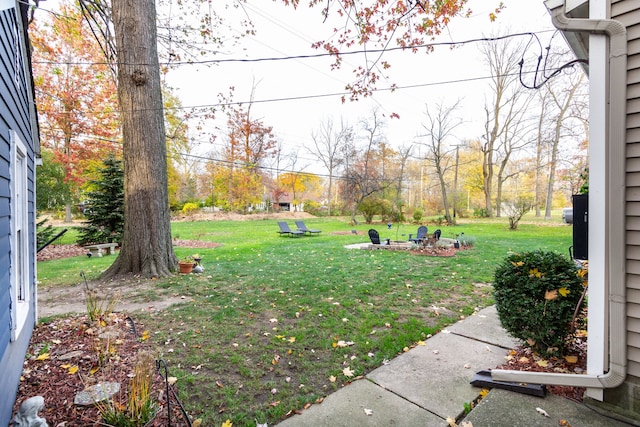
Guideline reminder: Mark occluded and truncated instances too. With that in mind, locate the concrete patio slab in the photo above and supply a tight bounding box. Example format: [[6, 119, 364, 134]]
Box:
[[276, 378, 445, 427], [446, 306, 520, 350], [367, 332, 509, 420], [464, 388, 633, 427]]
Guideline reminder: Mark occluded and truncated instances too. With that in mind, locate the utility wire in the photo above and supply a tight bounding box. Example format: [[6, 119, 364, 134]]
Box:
[[37, 69, 532, 117], [32, 30, 556, 67]]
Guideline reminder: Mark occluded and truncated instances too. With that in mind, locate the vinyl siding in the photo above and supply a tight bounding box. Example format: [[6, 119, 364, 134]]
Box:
[[0, 3, 37, 425], [617, 0, 640, 378]]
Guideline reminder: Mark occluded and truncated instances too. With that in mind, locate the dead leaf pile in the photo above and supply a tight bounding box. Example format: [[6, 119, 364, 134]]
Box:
[[495, 338, 587, 402]]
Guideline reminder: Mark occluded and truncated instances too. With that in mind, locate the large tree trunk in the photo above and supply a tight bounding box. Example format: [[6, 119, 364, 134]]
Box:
[[103, 0, 177, 278]]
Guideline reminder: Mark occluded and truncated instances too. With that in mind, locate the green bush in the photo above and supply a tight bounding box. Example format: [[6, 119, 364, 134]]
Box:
[[457, 234, 476, 247], [473, 208, 488, 218], [412, 209, 423, 223], [493, 250, 584, 356]]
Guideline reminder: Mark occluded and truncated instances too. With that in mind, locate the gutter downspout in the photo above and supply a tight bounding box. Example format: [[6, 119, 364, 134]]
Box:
[[492, 0, 627, 389]]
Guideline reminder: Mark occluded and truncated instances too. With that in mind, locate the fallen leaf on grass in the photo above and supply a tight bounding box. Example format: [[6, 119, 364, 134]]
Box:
[[328, 375, 336, 382], [545, 289, 558, 301], [536, 407, 550, 417], [343, 367, 354, 377], [168, 377, 177, 385], [536, 360, 549, 368], [35, 353, 49, 361], [269, 401, 280, 407], [192, 419, 202, 427], [221, 420, 233, 427]]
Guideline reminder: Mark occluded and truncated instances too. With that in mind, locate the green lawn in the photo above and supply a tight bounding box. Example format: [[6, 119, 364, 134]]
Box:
[[37, 216, 572, 426]]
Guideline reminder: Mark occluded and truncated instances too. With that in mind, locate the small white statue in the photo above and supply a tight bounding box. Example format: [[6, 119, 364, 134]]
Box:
[[12, 396, 48, 427]]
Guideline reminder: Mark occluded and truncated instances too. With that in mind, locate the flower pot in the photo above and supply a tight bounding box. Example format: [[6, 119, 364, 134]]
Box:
[[178, 262, 194, 274]]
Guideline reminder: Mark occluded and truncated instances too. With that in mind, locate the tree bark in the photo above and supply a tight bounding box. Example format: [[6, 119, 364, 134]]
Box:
[[103, 0, 177, 278]]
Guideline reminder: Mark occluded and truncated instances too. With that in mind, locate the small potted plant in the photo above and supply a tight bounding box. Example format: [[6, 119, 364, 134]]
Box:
[[178, 256, 195, 274]]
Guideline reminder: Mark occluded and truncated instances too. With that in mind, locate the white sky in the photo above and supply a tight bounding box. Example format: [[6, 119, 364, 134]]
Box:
[[162, 0, 564, 172]]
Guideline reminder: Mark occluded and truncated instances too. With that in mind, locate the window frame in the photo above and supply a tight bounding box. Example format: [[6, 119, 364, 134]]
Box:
[[10, 130, 29, 342]]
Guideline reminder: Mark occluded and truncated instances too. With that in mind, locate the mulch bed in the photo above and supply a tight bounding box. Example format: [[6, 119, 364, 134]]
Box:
[[493, 327, 588, 402], [13, 313, 191, 426]]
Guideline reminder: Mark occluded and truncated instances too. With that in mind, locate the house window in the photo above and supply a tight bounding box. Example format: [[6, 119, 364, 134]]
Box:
[[11, 130, 29, 341]]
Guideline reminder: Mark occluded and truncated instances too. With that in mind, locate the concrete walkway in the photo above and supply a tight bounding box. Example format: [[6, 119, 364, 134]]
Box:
[[277, 306, 635, 427]]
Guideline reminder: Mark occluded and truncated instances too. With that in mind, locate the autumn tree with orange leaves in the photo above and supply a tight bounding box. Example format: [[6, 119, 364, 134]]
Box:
[[208, 102, 278, 212], [31, 0, 120, 222]]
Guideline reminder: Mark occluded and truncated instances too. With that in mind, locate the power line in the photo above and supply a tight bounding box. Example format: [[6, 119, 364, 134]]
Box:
[[32, 30, 555, 67], [37, 69, 528, 117]]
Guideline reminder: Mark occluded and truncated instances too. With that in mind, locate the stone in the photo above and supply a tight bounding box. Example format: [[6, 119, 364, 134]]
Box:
[[74, 381, 120, 406], [12, 396, 48, 427], [56, 350, 84, 361], [98, 328, 121, 340]]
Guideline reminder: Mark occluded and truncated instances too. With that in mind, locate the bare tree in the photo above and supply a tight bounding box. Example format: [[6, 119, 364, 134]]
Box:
[[479, 36, 528, 217], [341, 109, 390, 223], [308, 118, 353, 216], [543, 72, 586, 219], [417, 100, 463, 224], [533, 89, 551, 217], [494, 95, 535, 217]]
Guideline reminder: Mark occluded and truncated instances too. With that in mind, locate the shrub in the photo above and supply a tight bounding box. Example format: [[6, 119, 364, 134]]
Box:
[[457, 234, 476, 247], [304, 200, 322, 216], [181, 202, 199, 216], [473, 207, 488, 218], [412, 209, 423, 223], [493, 250, 585, 356]]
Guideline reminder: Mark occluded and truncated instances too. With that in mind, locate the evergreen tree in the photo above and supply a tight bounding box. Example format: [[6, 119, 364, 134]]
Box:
[[77, 155, 124, 246]]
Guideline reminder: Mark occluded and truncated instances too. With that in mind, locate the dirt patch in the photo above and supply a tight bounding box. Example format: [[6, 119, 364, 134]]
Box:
[[38, 278, 192, 319], [37, 239, 219, 317]]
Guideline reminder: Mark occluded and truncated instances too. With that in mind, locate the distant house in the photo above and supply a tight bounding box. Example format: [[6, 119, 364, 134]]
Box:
[[0, 0, 40, 424], [492, 0, 640, 422]]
